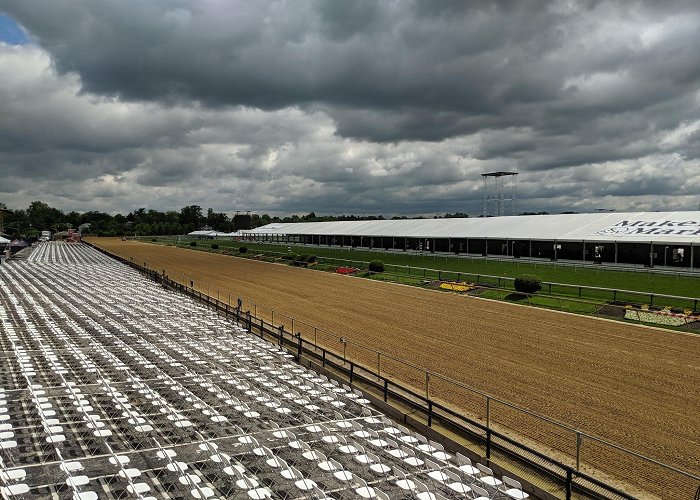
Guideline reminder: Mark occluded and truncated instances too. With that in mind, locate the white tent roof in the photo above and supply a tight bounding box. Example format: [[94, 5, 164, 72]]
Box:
[[0, 236, 10, 244], [245, 212, 700, 244], [187, 230, 243, 237]]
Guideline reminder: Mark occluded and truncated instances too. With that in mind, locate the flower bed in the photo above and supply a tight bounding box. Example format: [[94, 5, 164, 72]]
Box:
[[623, 308, 697, 327], [438, 281, 474, 292], [336, 266, 360, 275]]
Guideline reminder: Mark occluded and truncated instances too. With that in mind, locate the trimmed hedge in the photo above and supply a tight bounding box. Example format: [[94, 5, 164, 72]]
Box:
[[239, 246, 248, 253], [368, 260, 385, 273], [189, 241, 197, 247], [210, 243, 219, 250], [514, 274, 542, 294]]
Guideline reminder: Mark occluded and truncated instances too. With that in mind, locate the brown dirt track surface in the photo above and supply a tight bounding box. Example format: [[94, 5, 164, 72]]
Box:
[[88, 238, 700, 498]]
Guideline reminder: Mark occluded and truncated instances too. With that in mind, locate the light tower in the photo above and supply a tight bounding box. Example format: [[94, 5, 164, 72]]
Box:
[[481, 171, 518, 216]]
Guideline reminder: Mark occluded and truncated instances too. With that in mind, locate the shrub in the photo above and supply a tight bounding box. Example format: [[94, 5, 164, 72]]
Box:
[[368, 260, 385, 273], [239, 246, 248, 253], [210, 243, 219, 250], [189, 241, 197, 247], [514, 274, 542, 294], [296, 254, 316, 263], [151, 238, 157, 242]]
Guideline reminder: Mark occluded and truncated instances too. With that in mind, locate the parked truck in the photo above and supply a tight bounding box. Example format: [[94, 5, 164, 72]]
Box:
[[39, 230, 51, 242]]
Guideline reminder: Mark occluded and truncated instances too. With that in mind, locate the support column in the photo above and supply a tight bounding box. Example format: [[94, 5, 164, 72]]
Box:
[[691, 243, 694, 271]]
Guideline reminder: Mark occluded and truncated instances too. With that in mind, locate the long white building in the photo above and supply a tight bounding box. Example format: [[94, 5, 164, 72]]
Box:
[[243, 212, 700, 269]]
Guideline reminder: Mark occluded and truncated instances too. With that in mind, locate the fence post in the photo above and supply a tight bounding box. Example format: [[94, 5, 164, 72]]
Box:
[[428, 400, 433, 427], [377, 352, 381, 376], [341, 337, 347, 362], [425, 372, 430, 399], [296, 332, 302, 361], [350, 362, 354, 383], [566, 469, 573, 500], [383, 379, 388, 402], [486, 396, 491, 430], [486, 427, 491, 460], [246, 311, 251, 332], [278, 325, 284, 346], [576, 432, 582, 471]]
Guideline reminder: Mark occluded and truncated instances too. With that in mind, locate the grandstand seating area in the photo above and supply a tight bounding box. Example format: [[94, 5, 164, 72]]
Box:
[[0, 242, 531, 499]]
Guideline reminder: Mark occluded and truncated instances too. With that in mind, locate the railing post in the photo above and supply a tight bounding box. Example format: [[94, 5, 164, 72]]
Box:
[[486, 427, 491, 460], [350, 362, 354, 383], [566, 469, 573, 500], [428, 400, 433, 427], [278, 325, 284, 346], [425, 372, 430, 399], [576, 432, 583, 471], [295, 332, 302, 361], [377, 352, 381, 376], [383, 379, 388, 402], [486, 396, 491, 431]]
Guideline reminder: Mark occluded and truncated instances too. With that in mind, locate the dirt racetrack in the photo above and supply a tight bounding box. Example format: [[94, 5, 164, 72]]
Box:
[[88, 238, 700, 498]]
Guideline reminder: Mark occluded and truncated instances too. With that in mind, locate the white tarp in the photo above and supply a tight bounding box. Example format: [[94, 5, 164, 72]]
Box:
[[187, 230, 243, 238], [244, 211, 700, 244]]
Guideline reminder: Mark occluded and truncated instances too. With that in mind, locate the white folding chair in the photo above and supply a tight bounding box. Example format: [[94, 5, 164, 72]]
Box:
[[498, 476, 529, 499], [476, 463, 503, 488]]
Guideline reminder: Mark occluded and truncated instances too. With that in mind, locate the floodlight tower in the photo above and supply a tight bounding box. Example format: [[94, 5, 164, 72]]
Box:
[[481, 172, 518, 216]]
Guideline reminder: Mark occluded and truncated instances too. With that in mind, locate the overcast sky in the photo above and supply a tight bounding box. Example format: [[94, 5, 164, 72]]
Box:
[[1, 1, 699, 217]]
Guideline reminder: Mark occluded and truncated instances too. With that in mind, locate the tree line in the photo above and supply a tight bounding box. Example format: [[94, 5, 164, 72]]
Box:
[[0, 201, 564, 239], [0, 201, 416, 238]]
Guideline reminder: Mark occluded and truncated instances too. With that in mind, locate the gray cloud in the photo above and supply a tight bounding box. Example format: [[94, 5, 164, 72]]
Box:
[[1, 1, 699, 216]]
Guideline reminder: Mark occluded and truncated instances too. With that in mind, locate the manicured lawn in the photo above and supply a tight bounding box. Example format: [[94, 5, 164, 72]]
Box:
[[147, 238, 700, 309]]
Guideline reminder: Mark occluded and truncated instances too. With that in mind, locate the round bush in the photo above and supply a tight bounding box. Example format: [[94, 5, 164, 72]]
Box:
[[514, 274, 542, 294], [151, 238, 157, 242], [210, 243, 219, 250], [239, 246, 248, 253], [368, 260, 385, 273], [189, 241, 197, 247]]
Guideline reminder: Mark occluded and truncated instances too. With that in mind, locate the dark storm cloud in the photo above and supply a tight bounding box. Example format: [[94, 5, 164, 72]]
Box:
[[1, 1, 699, 215]]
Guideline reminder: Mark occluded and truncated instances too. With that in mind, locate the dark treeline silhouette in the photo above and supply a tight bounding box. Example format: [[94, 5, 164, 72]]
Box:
[[0, 201, 403, 238], [1, 201, 564, 239]]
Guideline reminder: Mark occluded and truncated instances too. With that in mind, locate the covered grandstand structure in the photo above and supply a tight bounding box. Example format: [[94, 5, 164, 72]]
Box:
[[242, 212, 700, 269]]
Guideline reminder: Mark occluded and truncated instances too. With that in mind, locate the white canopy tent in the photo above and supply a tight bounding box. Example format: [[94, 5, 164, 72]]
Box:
[[243, 212, 700, 268], [244, 212, 700, 244], [186, 230, 243, 238]]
